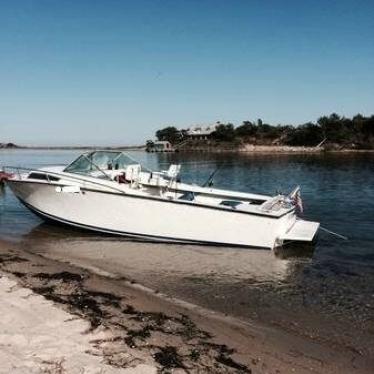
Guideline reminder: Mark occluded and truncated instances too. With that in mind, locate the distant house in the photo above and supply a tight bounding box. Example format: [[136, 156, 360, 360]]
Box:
[[147, 140, 175, 152], [185, 123, 219, 140]]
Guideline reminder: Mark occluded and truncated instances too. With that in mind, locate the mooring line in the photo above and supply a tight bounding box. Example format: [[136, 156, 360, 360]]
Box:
[[320, 226, 348, 240]]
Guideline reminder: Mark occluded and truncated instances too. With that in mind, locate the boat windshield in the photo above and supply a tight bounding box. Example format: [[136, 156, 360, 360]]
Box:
[[63, 151, 139, 177]]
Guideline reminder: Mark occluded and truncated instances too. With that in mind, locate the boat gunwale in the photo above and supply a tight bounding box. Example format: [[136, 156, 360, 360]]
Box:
[[7, 177, 296, 219]]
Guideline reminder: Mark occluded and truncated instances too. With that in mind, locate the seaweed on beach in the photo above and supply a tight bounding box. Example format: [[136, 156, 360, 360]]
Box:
[[200, 343, 252, 373], [124, 325, 154, 348], [30, 271, 122, 319], [122, 304, 251, 371], [189, 348, 200, 361], [122, 305, 211, 342], [67, 293, 104, 329], [33, 271, 83, 282], [27, 272, 106, 329], [177, 313, 211, 340], [153, 346, 185, 369], [86, 290, 122, 308], [123, 305, 169, 326], [0, 254, 29, 264], [216, 353, 252, 373], [122, 304, 137, 315], [11, 271, 27, 278], [31, 286, 69, 305], [31, 288, 106, 330], [68, 293, 103, 315], [40, 358, 66, 374], [31, 285, 56, 295], [1, 258, 252, 373]]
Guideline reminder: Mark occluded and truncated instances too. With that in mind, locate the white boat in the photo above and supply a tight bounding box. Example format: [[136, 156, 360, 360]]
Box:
[[5, 150, 319, 249]]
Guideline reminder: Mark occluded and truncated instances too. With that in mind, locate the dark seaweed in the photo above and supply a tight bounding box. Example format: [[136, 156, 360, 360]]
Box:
[[31, 286, 56, 294], [122, 305, 137, 315], [1, 263, 252, 372], [189, 348, 200, 361], [0, 255, 29, 264], [33, 271, 83, 282], [123, 306, 211, 340], [67, 293, 104, 329], [124, 325, 153, 347], [11, 271, 27, 278], [216, 354, 252, 373], [86, 290, 122, 308], [153, 346, 185, 369]]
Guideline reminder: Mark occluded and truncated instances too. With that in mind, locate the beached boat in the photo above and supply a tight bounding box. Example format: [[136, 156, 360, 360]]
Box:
[[5, 150, 319, 249]]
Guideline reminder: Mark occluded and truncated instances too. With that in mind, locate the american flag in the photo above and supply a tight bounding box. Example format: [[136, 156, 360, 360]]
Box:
[[288, 186, 303, 214], [293, 189, 303, 214]]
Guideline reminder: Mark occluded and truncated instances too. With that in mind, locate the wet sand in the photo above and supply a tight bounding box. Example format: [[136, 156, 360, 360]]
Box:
[[20, 230, 374, 362], [1, 240, 373, 373]]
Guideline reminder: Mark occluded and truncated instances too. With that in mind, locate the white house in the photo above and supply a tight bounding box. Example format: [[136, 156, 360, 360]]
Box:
[[185, 122, 219, 140]]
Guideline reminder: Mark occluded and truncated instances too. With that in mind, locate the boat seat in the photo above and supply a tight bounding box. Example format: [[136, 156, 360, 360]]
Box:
[[125, 164, 141, 182], [106, 169, 126, 180], [162, 164, 181, 179]]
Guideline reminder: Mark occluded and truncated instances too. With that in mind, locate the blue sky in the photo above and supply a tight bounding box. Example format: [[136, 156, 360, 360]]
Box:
[[0, 0, 373, 145]]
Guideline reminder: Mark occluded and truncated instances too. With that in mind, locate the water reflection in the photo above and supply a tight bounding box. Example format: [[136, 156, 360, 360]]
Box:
[[273, 241, 315, 259], [22, 222, 305, 286]]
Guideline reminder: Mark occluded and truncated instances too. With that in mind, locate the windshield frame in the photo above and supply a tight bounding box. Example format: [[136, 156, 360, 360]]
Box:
[[63, 150, 143, 178]]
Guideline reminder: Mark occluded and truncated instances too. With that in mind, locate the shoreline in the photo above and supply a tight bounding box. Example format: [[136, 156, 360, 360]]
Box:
[[175, 145, 374, 153], [0, 146, 146, 151], [1, 145, 374, 154], [1, 240, 373, 373]]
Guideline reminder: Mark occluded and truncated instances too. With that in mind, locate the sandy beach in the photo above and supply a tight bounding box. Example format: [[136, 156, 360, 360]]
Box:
[[1, 239, 373, 374], [0, 274, 156, 374]]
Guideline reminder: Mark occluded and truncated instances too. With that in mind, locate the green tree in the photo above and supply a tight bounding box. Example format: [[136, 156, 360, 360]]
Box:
[[155, 126, 182, 144], [286, 122, 324, 146], [235, 121, 257, 137], [317, 113, 352, 143], [145, 139, 154, 151], [212, 123, 236, 141]]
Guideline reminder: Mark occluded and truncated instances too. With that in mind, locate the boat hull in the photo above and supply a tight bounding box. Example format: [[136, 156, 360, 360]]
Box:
[[8, 180, 297, 249]]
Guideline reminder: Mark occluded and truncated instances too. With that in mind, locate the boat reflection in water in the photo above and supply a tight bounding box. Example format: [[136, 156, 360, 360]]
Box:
[[273, 240, 316, 259], [22, 221, 315, 294]]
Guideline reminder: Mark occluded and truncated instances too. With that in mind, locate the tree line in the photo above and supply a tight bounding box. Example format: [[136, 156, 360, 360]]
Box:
[[153, 113, 374, 149]]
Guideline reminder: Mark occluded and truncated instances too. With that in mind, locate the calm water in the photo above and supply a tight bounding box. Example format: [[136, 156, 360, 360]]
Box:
[[1, 149, 374, 351]]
